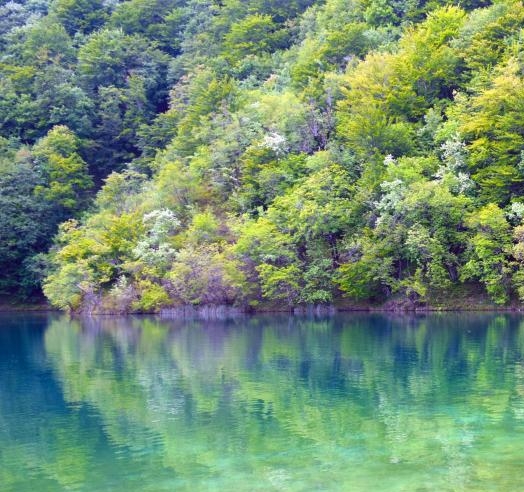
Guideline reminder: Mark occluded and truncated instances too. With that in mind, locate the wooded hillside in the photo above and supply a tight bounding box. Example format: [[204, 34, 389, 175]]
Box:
[[2, 0, 524, 311]]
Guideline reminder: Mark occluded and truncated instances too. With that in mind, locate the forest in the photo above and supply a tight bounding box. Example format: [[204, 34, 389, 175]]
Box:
[[1, 0, 524, 312]]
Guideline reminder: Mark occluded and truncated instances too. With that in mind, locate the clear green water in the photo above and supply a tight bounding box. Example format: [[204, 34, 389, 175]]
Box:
[[1, 313, 524, 491]]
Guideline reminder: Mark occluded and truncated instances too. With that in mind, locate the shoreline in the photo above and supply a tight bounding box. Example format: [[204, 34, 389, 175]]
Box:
[[3, 286, 524, 315], [0, 303, 56, 313], [3, 302, 523, 316]]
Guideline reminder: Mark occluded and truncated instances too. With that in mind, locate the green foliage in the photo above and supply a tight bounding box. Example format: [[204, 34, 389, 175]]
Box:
[[109, 0, 188, 54], [223, 14, 287, 63], [43, 261, 95, 310], [78, 29, 154, 90], [50, 0, 108, 35], [131, 280, 170, 312], [453, 1, 524, 72], [33, 125, 93, 214], [454, 57, 524, 204], [0, 156, 55, 296], [256, 263, 302, 305], [461, 204, 513, 305], [511, 224, 524, 302], [167, 244, 247, 305], [4, 0, 524, 308], [337, 247, 393, 299]]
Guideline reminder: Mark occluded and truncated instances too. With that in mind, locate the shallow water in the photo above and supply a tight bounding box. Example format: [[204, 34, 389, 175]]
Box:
[[1, 312, 524, 491]]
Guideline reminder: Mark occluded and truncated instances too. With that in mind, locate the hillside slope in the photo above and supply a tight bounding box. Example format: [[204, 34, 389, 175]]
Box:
[[2, 0, 524, 311]]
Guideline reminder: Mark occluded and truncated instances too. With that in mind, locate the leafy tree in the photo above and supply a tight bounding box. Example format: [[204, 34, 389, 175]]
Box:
[[223, 14, 287, 63], [455, 58, 524, 204], [0, 158, 54, 296], [49, 0, 108, 35], [77, 28, 169, 93], [461, 204, 513, 304], [109, 0, 189, 54], [167, 243, 246, 305], [32, 125, 93, 215]]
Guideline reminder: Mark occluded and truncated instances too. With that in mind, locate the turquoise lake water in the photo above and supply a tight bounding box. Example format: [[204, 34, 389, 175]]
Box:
[[1, 313, 524, 491]]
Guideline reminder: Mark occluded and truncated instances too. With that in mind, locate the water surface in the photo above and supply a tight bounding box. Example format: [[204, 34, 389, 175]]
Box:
[[1, 313, 524, 491]]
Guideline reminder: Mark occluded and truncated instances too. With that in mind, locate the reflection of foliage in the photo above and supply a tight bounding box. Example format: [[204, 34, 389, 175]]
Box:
[[9, 313, 519, 489]]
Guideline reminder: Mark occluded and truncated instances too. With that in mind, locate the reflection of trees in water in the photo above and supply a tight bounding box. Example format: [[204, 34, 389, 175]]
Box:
[[3, 313, 524, 490], [0, 314, 98, 491]]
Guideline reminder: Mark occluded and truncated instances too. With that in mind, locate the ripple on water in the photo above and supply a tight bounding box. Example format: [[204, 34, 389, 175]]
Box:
[[2, 313, 524, 491]]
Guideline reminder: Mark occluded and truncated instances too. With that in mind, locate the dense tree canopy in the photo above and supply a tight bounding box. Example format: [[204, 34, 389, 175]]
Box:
[[3, 0, 524, 310]]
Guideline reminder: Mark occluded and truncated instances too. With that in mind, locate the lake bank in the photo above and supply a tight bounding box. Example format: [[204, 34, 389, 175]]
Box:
[[0, 299, 55, 313], [4, 284, 523, 315]]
